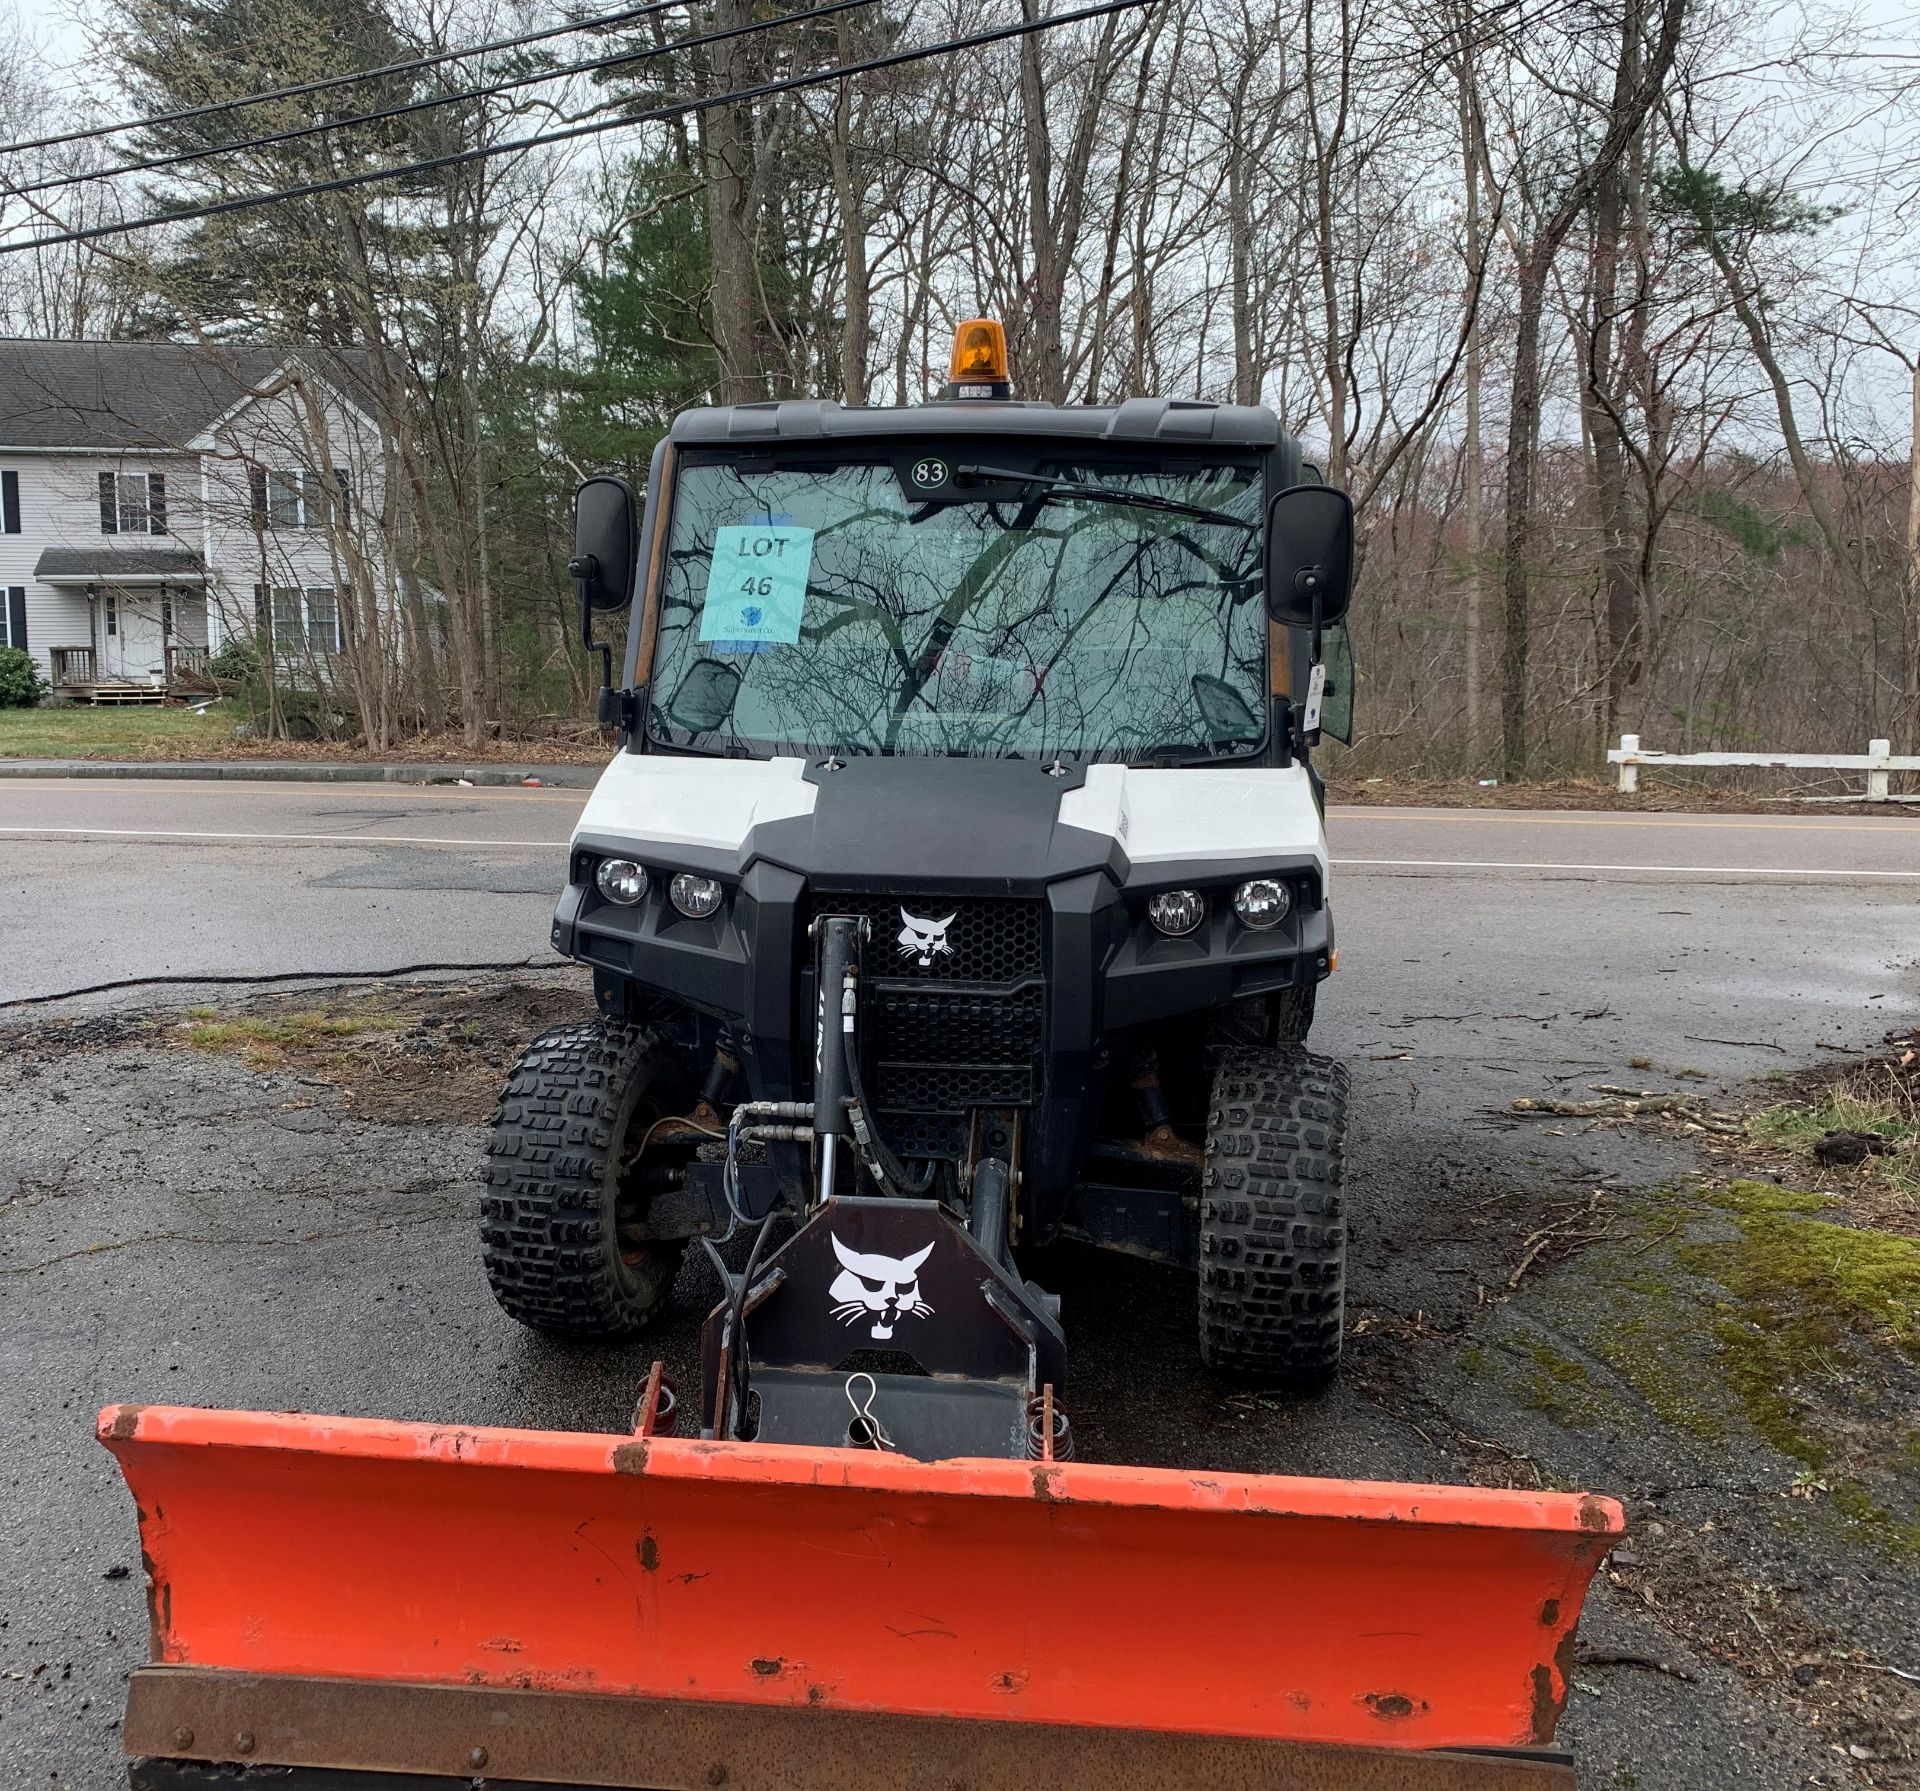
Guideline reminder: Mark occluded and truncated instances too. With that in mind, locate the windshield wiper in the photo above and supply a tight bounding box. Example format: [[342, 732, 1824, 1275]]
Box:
[[952, 464, 1258, 531]]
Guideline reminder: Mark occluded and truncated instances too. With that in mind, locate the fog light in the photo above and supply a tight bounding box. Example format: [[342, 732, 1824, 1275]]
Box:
[[1147, 889, 1205, 936], [1232, 877, 1291, 930], [595, 858, 648, 906], [669, 871, 723, 919]]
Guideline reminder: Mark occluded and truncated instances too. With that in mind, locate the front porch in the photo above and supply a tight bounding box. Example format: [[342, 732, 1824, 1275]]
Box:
[[49, 642, 216, 705], [34, 546, 216, 707]]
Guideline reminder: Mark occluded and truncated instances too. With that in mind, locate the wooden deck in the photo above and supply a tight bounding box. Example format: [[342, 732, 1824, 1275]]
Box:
[[50, 644, 217, 706]]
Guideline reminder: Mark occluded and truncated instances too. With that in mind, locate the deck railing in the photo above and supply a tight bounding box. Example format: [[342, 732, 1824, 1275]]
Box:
[[166, 643, 215, 690], [50, 645, 97, 688]]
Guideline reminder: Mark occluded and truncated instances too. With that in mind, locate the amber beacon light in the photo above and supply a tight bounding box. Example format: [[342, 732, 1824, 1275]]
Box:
[[944, 318, 1011, 399]]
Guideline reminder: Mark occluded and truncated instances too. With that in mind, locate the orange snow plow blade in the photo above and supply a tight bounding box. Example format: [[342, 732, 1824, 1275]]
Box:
[[102, 1403, 1621, 1788]]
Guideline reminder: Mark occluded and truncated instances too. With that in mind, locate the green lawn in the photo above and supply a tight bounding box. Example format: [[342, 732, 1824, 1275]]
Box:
[[0, 701, 238, 759]]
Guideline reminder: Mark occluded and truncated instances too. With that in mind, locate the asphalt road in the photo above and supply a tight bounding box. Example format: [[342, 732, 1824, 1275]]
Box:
[[3, 780, 1910, 1226], [2, 781, 1917, 1790], [2, 781, 1914, 1070]]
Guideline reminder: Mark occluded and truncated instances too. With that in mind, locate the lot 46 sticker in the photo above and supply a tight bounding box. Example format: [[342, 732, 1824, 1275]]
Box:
[[700, 524, 815, 645]]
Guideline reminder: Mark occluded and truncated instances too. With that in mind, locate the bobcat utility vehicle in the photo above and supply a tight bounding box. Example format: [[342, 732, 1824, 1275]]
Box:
[[485, 316, 1359, 1449], [100, 324, 1620, 1791]]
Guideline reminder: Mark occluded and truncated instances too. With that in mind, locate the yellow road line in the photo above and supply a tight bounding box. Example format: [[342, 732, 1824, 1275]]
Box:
[[0, 825, 565, 848], [1344, 855, 1920, 879], [1330, 807, 1920, 835], [0, 778, 589, 804]]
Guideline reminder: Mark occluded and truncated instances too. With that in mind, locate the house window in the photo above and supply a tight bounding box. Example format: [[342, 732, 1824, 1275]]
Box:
[[105, 591, 118, 637], [267, 585, 343, 653], [270, 586, 303, 644], [2, 586, 23, 648], [267, 471, 309, 529], [259, 468, 344, 531], [161, 596, 174, 638], [98, 471, 167, 536], [304, 588, 341, 652]]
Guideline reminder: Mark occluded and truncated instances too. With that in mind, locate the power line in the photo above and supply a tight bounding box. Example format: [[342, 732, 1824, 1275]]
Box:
[[1, 0, 1153, 257], [5, 0, 877, 202], [0, 0, 704, 161]]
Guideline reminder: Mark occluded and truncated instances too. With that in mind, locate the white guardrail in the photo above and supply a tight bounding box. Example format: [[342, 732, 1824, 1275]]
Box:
[[1608, 734, 1917, 801]]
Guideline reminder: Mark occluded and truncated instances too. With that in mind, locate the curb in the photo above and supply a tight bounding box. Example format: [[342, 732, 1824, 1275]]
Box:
[[0, 759, 599, 788]]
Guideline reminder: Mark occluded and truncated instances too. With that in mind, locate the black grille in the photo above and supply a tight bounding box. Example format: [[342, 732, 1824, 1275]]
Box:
[[872, 987, 1044, 1060], [804, 890, 1045, 1157], [802, 892, 1043, 982], [875, 1061, 1034, 1111]]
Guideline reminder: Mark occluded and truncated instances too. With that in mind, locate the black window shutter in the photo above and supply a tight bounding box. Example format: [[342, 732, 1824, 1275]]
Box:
[[5, 586, 23, 650], [250, 466, 268, 530], [254, 583, 269, 645], [332, 466, 351, 528], [1, 470, 19, 533], [99, 470, 118, 533], [149, 472, 168, 535]]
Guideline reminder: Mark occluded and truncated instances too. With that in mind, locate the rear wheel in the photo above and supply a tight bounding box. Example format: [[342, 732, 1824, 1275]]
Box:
[[483, 1019, 693, 1338], [1197, 1047, 1348, 1384]]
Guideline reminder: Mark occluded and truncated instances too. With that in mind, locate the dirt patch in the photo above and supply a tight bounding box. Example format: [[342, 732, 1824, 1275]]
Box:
[[1734, 1036, 1920, 1237], [1598, 1522, 1920, 1776], [1434, 1173, 1920, 1782], [1, 974, 591, 1124]]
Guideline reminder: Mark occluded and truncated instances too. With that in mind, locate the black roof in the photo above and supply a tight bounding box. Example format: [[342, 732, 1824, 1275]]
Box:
[[670, 396, 1289, 449], [0, 339, 378, 451], [35, 546, 208, 580]]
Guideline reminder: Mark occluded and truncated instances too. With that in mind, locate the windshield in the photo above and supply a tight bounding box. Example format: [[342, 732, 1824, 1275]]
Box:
[[644, 452, 1268, 761]]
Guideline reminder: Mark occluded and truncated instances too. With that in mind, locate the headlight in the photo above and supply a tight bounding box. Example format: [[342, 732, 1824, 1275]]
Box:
[[669, 871, 724, 919], [595, 858, 648, 906], [1146, 889, 1206, 936], [1232, 877, 1291, 930]]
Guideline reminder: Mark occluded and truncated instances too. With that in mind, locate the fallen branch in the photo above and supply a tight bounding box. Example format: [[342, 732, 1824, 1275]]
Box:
[[1685, 1034, 1787, 1053], [1575, 1648, 1698, 1683], [1509, 1190, 1612, 1287], [1511, 1095, 1699, 1118]]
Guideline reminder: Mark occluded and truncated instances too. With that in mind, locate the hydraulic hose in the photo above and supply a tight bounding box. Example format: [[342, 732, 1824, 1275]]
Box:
[[842, 1009, 936, 1195]]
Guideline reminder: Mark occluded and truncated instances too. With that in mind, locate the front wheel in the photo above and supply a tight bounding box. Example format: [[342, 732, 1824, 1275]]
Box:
[[1209, 978, 1318, 1048], [1197, 1047, 1349, 1385], [482, 1020, 692, 1338]]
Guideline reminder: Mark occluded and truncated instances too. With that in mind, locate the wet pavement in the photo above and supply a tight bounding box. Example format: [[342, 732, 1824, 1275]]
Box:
[[2, 787, 1917, 1787]]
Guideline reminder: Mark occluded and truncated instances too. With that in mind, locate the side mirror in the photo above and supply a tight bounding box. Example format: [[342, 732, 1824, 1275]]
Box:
[[569, 476, 638, 620], [1265, 484, 1354, 628], [570, 475, 637, 724]]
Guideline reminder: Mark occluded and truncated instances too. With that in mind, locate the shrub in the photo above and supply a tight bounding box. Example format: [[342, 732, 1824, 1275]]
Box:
[[0, 647, 44, 708], [208, 636, 265, 682]]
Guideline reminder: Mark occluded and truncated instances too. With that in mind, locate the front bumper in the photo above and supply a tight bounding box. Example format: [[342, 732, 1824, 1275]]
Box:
[[555, 854, 1331, 1040], [555, 852, 1332, 1207]]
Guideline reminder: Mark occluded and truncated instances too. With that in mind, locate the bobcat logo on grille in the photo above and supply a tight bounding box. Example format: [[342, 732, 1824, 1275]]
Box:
[[896, 907, 957, 969]]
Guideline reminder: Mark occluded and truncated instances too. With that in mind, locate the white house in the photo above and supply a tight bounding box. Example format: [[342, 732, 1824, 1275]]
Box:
[[0, 339, 393, 702]]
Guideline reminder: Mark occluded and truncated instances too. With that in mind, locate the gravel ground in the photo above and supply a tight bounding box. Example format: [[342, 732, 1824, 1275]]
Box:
[[2, 975, 1915, 1790]]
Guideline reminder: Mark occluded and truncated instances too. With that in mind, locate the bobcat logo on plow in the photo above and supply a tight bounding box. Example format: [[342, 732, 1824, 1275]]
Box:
[[829, 1235, 935, 1340], [896, 907, 956, 969]]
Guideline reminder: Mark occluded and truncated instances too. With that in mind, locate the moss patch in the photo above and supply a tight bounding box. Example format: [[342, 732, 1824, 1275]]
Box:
[[182, 1009, 393, 1066], [1510, 1178, 1920, 1559], [1520, 1341, 1604, 1423], [1692, 1180, 1920, 1350]]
